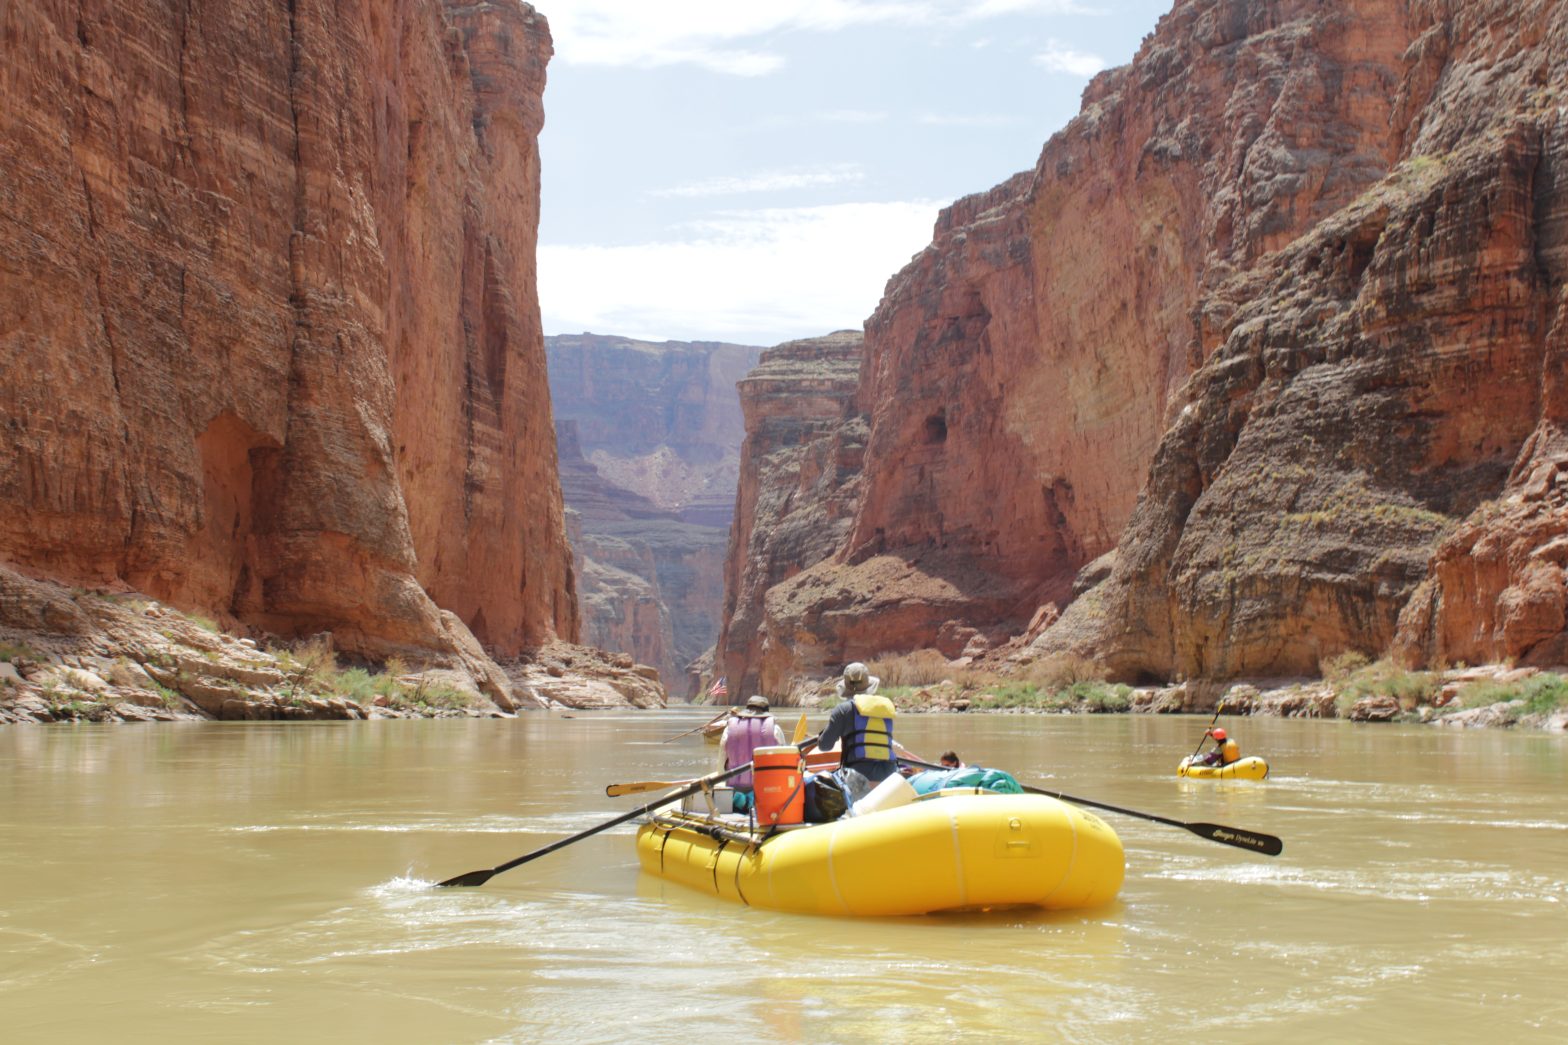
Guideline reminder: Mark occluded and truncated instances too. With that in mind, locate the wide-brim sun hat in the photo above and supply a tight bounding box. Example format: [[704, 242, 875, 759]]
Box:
[[741, 695, 770, 715]]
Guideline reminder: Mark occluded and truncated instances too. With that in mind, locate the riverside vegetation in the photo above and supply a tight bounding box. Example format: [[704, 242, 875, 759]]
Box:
[[847, 650, 1568, 732]]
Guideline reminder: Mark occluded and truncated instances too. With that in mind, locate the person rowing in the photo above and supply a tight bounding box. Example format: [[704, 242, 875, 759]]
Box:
[[1193, 727, 1240, 767]]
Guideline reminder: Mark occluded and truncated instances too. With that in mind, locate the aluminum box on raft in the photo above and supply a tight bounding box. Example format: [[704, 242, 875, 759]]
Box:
[[637, 789, 1125, 917]]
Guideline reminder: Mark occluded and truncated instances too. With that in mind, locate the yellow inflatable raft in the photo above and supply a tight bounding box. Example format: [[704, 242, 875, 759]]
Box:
[[636, 790, 1124, 916], [1177, 755, 1270, 780]]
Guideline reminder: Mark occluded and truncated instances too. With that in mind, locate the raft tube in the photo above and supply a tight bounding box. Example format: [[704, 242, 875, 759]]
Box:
[[636, 790, 1124, 916], [1177, 755, 1270, 780]]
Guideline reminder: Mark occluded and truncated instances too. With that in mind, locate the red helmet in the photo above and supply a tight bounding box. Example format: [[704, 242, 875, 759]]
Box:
[[1209, 728, 1227, 741]]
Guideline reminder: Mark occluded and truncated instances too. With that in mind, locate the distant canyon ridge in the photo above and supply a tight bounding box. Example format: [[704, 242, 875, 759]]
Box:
[[547, 334, 761, 694], [717, 0, 1568, 697]]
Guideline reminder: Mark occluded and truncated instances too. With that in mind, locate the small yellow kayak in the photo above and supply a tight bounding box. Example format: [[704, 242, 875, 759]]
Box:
[[637, 790, 1124, 916], [1178, 755, 1270, 780]]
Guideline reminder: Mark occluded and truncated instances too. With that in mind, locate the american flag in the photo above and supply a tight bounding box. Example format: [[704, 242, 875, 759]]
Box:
[[708, 676, 727, 698]]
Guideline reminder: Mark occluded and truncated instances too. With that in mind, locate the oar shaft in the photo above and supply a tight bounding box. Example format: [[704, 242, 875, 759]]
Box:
[[1189, 700, 1225, 761], [896, 756, 1283, 856], [439, 735, 822, 888], [662, 709, 732, 743]]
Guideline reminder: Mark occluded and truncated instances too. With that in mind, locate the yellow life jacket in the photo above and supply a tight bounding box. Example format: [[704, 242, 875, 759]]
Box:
[[1219, 739, 1240, 765], [847, 693, 897, 763]]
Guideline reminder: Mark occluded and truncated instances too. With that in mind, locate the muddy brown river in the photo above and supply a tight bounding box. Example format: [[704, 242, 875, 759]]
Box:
[[2, 713, 1564, 1042]]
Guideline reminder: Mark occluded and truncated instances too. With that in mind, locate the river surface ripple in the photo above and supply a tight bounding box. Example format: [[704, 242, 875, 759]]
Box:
[[2, 713, 1564, 1043]]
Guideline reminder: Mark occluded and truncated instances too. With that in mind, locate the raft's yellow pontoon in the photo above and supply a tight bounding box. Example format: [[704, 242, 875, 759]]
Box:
[[636, 790, 1124, 916], [1177, 755, 1270, 780]]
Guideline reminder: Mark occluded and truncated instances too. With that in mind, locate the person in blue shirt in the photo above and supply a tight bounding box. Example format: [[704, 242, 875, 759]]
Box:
[[817, 662, 900, 784]]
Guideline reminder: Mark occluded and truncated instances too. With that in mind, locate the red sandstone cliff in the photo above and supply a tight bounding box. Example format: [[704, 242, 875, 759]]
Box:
[[0, 1, 576, 670], [716, 332, 867, 697], [1043, 0, 1567, 680], [729, 0, 1568, 690]]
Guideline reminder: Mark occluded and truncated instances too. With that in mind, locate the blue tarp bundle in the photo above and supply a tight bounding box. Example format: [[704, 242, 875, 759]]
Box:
[[907, 766, 1024, 795]]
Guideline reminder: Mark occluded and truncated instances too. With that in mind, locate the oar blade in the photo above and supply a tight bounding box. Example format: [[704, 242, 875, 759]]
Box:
[[1187, 822, 1283, 856], [605, 779, 690, 797], [437, 868, 497, 888]]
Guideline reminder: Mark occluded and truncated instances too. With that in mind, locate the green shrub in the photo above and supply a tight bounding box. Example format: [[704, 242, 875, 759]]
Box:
[[1020, 654, 1106, 692], [151, 682, 183, 709], [868, 649, 953, 687], [1457, 673, 1568, 715], [1334, 658, 1439, 712], [1074, 681, 1132, 712], [1320, 650, 1370, 685], [0, 640, 38, 662]]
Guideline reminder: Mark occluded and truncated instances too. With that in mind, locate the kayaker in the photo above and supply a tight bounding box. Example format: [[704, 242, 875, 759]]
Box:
[[720, 695, 786, 813], [1194, 727, 1240, 767], [818, 662, 901, 783]]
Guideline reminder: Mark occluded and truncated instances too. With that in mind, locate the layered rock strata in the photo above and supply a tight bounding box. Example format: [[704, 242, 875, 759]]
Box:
[[729, 0, 1568, 689], [1044, 0, 1568, 679], [548, 335, 761, 690], [0, 1, 576, 678], [716, 332, 867, 696]]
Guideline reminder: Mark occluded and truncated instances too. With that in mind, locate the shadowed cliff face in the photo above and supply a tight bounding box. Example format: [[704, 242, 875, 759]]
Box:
[[1042, 0, 1568, 680], [717, 332, 867, 696], [727, 0, 1568, 689], [0, 1, 576, 659]]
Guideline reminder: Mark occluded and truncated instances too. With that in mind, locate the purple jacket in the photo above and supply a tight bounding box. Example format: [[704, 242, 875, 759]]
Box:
[[722, 715, 782, 789]]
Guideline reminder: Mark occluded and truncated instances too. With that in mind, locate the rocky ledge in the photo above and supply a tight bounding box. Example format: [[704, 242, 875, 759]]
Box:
[[880, 662, 1568, 733], [0, 565, 666, 725]]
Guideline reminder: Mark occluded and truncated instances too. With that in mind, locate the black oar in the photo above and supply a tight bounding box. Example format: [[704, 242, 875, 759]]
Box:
[[438, 735, 821, 888], [898, 757, 1283, 857]]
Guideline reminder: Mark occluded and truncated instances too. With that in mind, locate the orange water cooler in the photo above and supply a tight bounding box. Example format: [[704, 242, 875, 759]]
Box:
[[751, 745, 804, 825]]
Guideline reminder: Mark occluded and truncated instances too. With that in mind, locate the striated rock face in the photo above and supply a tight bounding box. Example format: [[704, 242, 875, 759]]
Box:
[[1041, 0, 1568, 679], [729, 0, 1568, 687], [0, 1, 575, 662], [547, 335, 761, 689], [731, 0, 1415, 689], [717, 332, 867, 696]]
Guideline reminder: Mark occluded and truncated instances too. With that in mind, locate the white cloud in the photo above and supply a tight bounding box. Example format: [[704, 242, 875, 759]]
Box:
[[819, 109, 890, 124], [651, 165, 867, 198], [918, 113, 1021, 128], [546, 0, 1095, 74], [1034, 39, 1106, 77], [539, 201, 943, 344]]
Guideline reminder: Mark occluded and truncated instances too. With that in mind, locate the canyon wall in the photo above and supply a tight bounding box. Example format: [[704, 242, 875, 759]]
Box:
[[0, 1, 576, 664], [1042, 0, 1567, 680], [716, 332, 867, 697], [547, 335, 761, 691], [728, 0, 1568, 690]]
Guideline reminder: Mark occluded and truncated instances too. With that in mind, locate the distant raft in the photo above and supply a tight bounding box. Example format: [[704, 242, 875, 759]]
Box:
[[636, 789, 1125, 916], [1177, 755, 1270, 780]]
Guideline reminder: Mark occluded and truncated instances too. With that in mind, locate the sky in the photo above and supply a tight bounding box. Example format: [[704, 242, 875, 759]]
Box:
[[536, 0, 1174, 348]]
